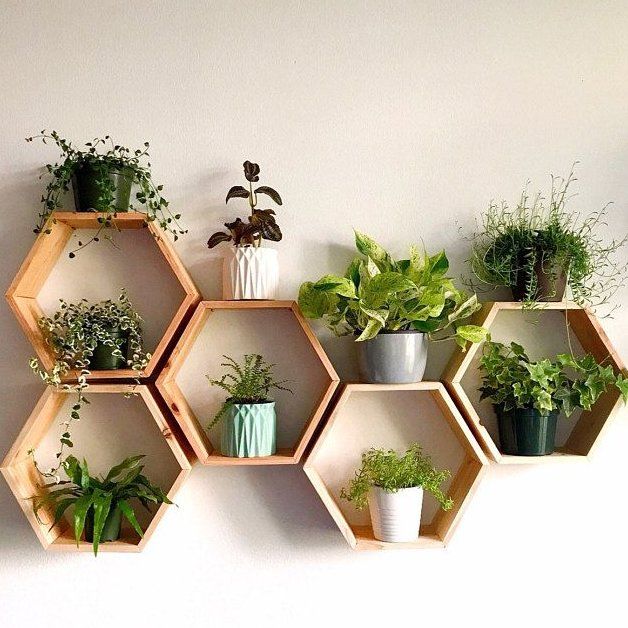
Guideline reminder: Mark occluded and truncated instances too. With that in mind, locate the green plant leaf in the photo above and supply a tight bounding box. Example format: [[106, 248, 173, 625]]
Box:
[[456, 324, 488, 344], [354, 231, 392, 271], [73, 493, 94, 546], [90, 490, 112, 556], [429, 251, 449, 277], [355, 318, 383, 341], [314, 275, 357, 298], [118, 499, 144, 538], [225, 185, 250, 203], [298, 282, 336, 318]]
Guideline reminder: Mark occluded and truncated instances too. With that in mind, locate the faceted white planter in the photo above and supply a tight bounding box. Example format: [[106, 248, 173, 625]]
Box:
[[223, 246, 279, 300], [368, 486, 424, 542]]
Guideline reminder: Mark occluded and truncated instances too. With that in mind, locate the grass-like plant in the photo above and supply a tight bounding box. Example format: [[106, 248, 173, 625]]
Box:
[[207, 160, 283, 249], [340, 443, 454, 511], [298, 230, 487, 347], [28, 290, 150, 480], [207, 354, 292, 429], [33, 454, 172, 556], [468, 167, 627, 311], [26, 130, 186, 256], [479, 340, 628, 416]]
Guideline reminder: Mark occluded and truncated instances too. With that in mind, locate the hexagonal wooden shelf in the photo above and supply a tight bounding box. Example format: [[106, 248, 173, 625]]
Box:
[[156, 300, 339, 465], [303, 382, 488, 550], [0, 384, 193, 552], [442, 301, 626, 464], [5, 212, 201, 381]]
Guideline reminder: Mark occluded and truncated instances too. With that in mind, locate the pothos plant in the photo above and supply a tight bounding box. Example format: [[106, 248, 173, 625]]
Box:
[[298, 231, 488, 347], [468, 166, 627, 312], [28, 290, 150, 480], [479, 339, 628, 416], [207, 354, 292, 429], [33, 454, 172, 556], [340, 443, 454, 511], [207, 161, 283, 249], [26, 130, 186, 256]]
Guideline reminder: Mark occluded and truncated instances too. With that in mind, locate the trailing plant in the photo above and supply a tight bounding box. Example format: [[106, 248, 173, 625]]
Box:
[[468, 166, 627, 311], [207, 160, 283, 248], [26, 130, 186, 256], [28, 290, 150, 479], [33, 454, 172, 556], [340, 443, 454, 511], [298, 230, 488, 347], [479, 340, 628, 416], [207, 354, 292, 429]]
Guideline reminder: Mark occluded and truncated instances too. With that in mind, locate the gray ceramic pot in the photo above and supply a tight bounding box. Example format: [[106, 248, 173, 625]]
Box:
[[356, 330, 428, 384]]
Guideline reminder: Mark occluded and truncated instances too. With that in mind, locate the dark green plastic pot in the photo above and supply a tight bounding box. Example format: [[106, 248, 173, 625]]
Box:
[[496, 406, 559, 456], [88, 330, 128, 370], [84, 505, 122, 543], [72, 164, 133, 213], [511, 256, 568, 302]]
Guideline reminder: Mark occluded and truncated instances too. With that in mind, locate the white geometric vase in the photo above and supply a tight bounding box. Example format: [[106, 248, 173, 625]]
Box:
[[223, 246, 279, 300], [368, 486, 424, 542]]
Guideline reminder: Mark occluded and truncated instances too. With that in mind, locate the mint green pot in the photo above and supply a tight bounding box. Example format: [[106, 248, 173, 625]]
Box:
[[221, 401, 277, 458]]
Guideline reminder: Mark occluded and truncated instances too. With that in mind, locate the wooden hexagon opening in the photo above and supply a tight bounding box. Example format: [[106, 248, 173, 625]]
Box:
[[157, 300, 339, 465], [304, 383, 488, 550], [5, 212, 200, 380], [442, 302, 626, 464], [0, 384, 192, 552]]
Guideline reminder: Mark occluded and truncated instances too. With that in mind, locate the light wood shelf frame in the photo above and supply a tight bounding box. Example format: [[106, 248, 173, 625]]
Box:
[[0, 384, 193, 552], [441, 301, 627, 464], [5, 212, 201, 381], [156, 300, 340, 465], [303, 382, 488, 550]]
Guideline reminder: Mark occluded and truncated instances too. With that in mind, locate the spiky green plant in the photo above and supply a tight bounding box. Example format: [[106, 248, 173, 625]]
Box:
[[340, 443, 454, 511]]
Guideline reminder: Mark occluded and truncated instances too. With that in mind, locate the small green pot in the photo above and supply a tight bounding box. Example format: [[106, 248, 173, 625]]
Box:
[[84, 505, 122, 543], [88, 329, 129, 370], [72, 164, 134, 213], [496, 406, 559, 456], [221, 401, 277, 458]]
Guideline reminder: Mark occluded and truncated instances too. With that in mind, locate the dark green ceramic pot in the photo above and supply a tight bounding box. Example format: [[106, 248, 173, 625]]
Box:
[[72, 164, 133, 213], [84, 505, 122, 542], [88, 329, 128, 370], [496, 406, 559, 456]]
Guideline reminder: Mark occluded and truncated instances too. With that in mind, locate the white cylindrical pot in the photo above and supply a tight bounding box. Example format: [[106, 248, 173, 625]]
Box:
[[223, 246, 279, 300], [368, 486, 424, 543]]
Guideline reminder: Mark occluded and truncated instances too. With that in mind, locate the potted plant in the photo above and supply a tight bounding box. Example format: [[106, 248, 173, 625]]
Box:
[[33, 454, 172, 555], [340, 444, 453, 543], [26, 130, 186, 257], [207, 354, 292, 458], [298, 231, 487, 383], [468, 167, 627, 309], [479, 340, 628, 455], [30, 290, 150, 377], [207, 160, 284, 300]]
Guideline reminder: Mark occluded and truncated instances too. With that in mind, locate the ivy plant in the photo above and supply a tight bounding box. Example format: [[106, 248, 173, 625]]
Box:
[[26, 130, 186, 256], [206, 354, 292, 429], [207, 160, 283, 248], [298, 230, 488, 347], [479, 340, 628, 416], [33, 454, 172, 556], [468, 166, 627, 312], [29, 290, 150, 480], [340, 443, 454, 511]]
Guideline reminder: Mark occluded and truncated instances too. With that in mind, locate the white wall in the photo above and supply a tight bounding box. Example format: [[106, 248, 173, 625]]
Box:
[[1, 1, 628, 626]]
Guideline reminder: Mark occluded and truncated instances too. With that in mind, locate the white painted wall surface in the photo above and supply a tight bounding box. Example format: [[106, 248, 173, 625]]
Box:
[[1, 2, 627, 627]]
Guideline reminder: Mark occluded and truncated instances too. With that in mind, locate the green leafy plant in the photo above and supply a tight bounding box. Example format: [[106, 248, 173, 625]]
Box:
[[33, 454, 172, 556], [207, 160, 283, 248], [26, 130, 186, 256], [468, 166, 627, 311], [207, 354, 292, 429], [479, 340, 628, 416], [340, 443, 454, 511], [298, 230, 487, 347], [28, 290, 150, 479]]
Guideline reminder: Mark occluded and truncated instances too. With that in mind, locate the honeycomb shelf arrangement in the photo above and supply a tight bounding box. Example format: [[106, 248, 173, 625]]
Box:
[[0, 384, 192, 552], [303, 382, 488, 550], [157, 300, 340, 465], [5, 212, 201, 380], [442, 301, 627, 464]]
